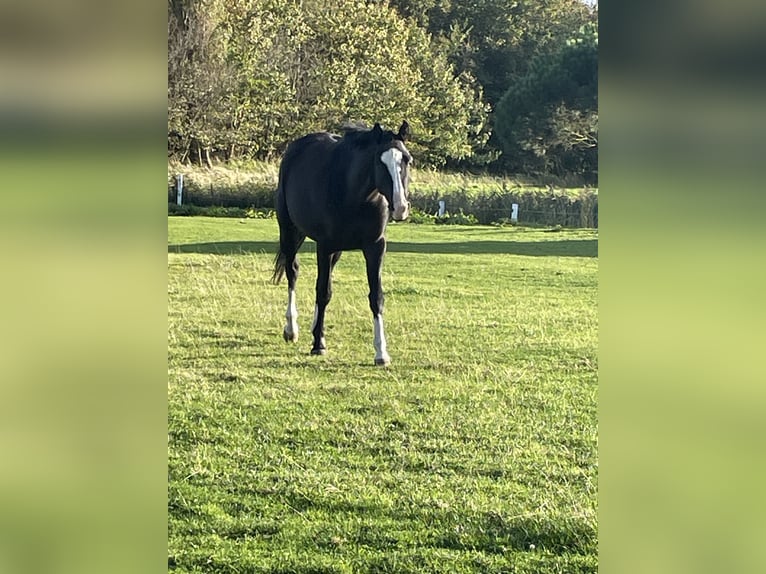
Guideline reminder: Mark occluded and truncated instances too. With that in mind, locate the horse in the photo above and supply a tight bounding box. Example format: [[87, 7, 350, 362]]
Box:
[[272, 121, 412, 366]]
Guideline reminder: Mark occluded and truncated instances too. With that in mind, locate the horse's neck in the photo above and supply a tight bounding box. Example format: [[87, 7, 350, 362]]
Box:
[[331, 150, 375, 207]]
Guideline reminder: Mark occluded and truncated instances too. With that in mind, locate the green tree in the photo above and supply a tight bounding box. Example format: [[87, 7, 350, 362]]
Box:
[[494, 23, 598, 182], [385, 0, 596, 171], [389, 0, 593, 105], [168, 0, 487, 167], [168, 0, 239, 165]]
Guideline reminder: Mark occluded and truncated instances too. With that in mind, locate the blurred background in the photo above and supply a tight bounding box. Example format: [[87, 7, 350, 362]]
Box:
[[601, 2, 766, 573], [0, 2, 166, 573]]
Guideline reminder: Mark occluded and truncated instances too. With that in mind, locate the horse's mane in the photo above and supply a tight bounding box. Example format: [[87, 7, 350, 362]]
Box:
[[325, 124, 392, 206], [280, 124, 396, 205], [340, 123, 395, 149], [340, 126, 376, 148]]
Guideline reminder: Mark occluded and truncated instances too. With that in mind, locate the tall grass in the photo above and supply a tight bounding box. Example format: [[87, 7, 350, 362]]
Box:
[[167, 160, 278, 209], [168, 160, 598, 227]]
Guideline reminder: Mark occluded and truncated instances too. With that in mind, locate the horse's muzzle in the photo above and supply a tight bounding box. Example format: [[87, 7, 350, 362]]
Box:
[[392, 201, 410, 221]]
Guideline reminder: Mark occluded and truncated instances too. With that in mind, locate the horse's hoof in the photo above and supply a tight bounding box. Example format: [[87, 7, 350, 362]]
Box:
[[311, 338, 326, 355], [283, 329, 298, 342], [374, 357, 391, 367]]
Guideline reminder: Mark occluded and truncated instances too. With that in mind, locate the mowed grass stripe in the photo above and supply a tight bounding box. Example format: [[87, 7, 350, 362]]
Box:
[[168, 218, 597, 573]]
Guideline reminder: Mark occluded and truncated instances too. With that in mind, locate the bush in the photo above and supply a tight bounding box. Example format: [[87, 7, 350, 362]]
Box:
[[406, 207, 437, 224], [245, 208, 276, 219], [435, 209, 479, 225], [402, 207, 478, 226], [169, 204, 249, 218]]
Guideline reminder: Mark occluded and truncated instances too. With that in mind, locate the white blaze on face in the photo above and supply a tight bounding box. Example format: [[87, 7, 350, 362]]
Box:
[[373, 314, 391, 365], [284, 288, 298, 339], [380, 147, 410, 220]]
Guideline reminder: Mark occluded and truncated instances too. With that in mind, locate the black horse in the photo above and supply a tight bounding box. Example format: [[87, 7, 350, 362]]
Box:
[[272, 121, 412, 365]]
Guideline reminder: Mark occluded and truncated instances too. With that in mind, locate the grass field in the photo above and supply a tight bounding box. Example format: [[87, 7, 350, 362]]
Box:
[[168, 217, 598, 573]]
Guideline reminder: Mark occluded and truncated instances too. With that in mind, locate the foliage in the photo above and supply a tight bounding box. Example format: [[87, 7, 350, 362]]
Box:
[[387, 0, 595, 170], [168, 0, 487, 166], [168, 0, 238, 165], [168, 217, 598, 572], [246, 207, 276, 219], [168, 204, 250, 218], [494, 24, 598, 182], [405, 206, 438, 224], [167, 0, 597, 178], [167, 204, 277, 218], [397, 207, 479, 226], [434, 208, 479, 225], [390, 0, 593, 106]]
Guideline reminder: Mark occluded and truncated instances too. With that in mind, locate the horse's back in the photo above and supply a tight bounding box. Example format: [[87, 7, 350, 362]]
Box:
[[278, 132, 340, 240], [281, 132, 339, 170]]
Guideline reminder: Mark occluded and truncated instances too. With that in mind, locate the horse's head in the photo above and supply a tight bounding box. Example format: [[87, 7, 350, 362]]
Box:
[[372, 121, 412, 221]]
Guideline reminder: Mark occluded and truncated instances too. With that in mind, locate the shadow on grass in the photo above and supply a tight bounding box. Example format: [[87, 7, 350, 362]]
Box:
[[168, 239, 597, 257], [433, 513, 596, 555]]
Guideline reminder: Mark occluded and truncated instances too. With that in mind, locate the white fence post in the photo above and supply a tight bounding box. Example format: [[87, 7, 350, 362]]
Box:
[[438, 200, 446, 217], [176, 174, 184, 205], [511, 203, 519, 223]]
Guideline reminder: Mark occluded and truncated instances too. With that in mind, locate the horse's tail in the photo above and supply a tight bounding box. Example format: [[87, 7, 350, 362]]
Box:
[[272, 250, 286, 285]]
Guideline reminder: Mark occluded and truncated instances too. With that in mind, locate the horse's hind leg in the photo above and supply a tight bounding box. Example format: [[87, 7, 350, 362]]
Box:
[[278, 219, 304, 342], [363, 238, 390, 366], [310, 247, 341, 355]]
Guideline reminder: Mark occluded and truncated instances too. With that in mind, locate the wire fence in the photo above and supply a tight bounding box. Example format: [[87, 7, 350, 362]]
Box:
[[169, 177, 599, 229], [409, 192, 598, 228]]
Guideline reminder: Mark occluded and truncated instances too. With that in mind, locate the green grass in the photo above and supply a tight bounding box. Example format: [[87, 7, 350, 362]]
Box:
[[168, 217, 598, 573]]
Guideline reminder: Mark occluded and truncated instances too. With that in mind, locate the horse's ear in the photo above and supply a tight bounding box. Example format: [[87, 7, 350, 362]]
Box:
[[397, 121, 410, 141], [372, 123, 383, 142]]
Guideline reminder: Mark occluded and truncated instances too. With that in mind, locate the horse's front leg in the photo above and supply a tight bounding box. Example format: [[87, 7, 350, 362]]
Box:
[[310, 247, 341, 355], [363, 238, 390, 366]]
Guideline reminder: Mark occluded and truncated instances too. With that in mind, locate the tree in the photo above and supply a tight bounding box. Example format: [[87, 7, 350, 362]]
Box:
[[494, 23, 598, 182], [168, 0, 239, 165], [389, 0, 593, 105], [167, 0, 487, 167], [385, 0, 595, 171]]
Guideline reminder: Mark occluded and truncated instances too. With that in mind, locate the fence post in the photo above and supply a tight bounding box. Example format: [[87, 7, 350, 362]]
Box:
[[176, 174, 184, 205], [438, 200, 446, 217], [511, 203, 519, 223]]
